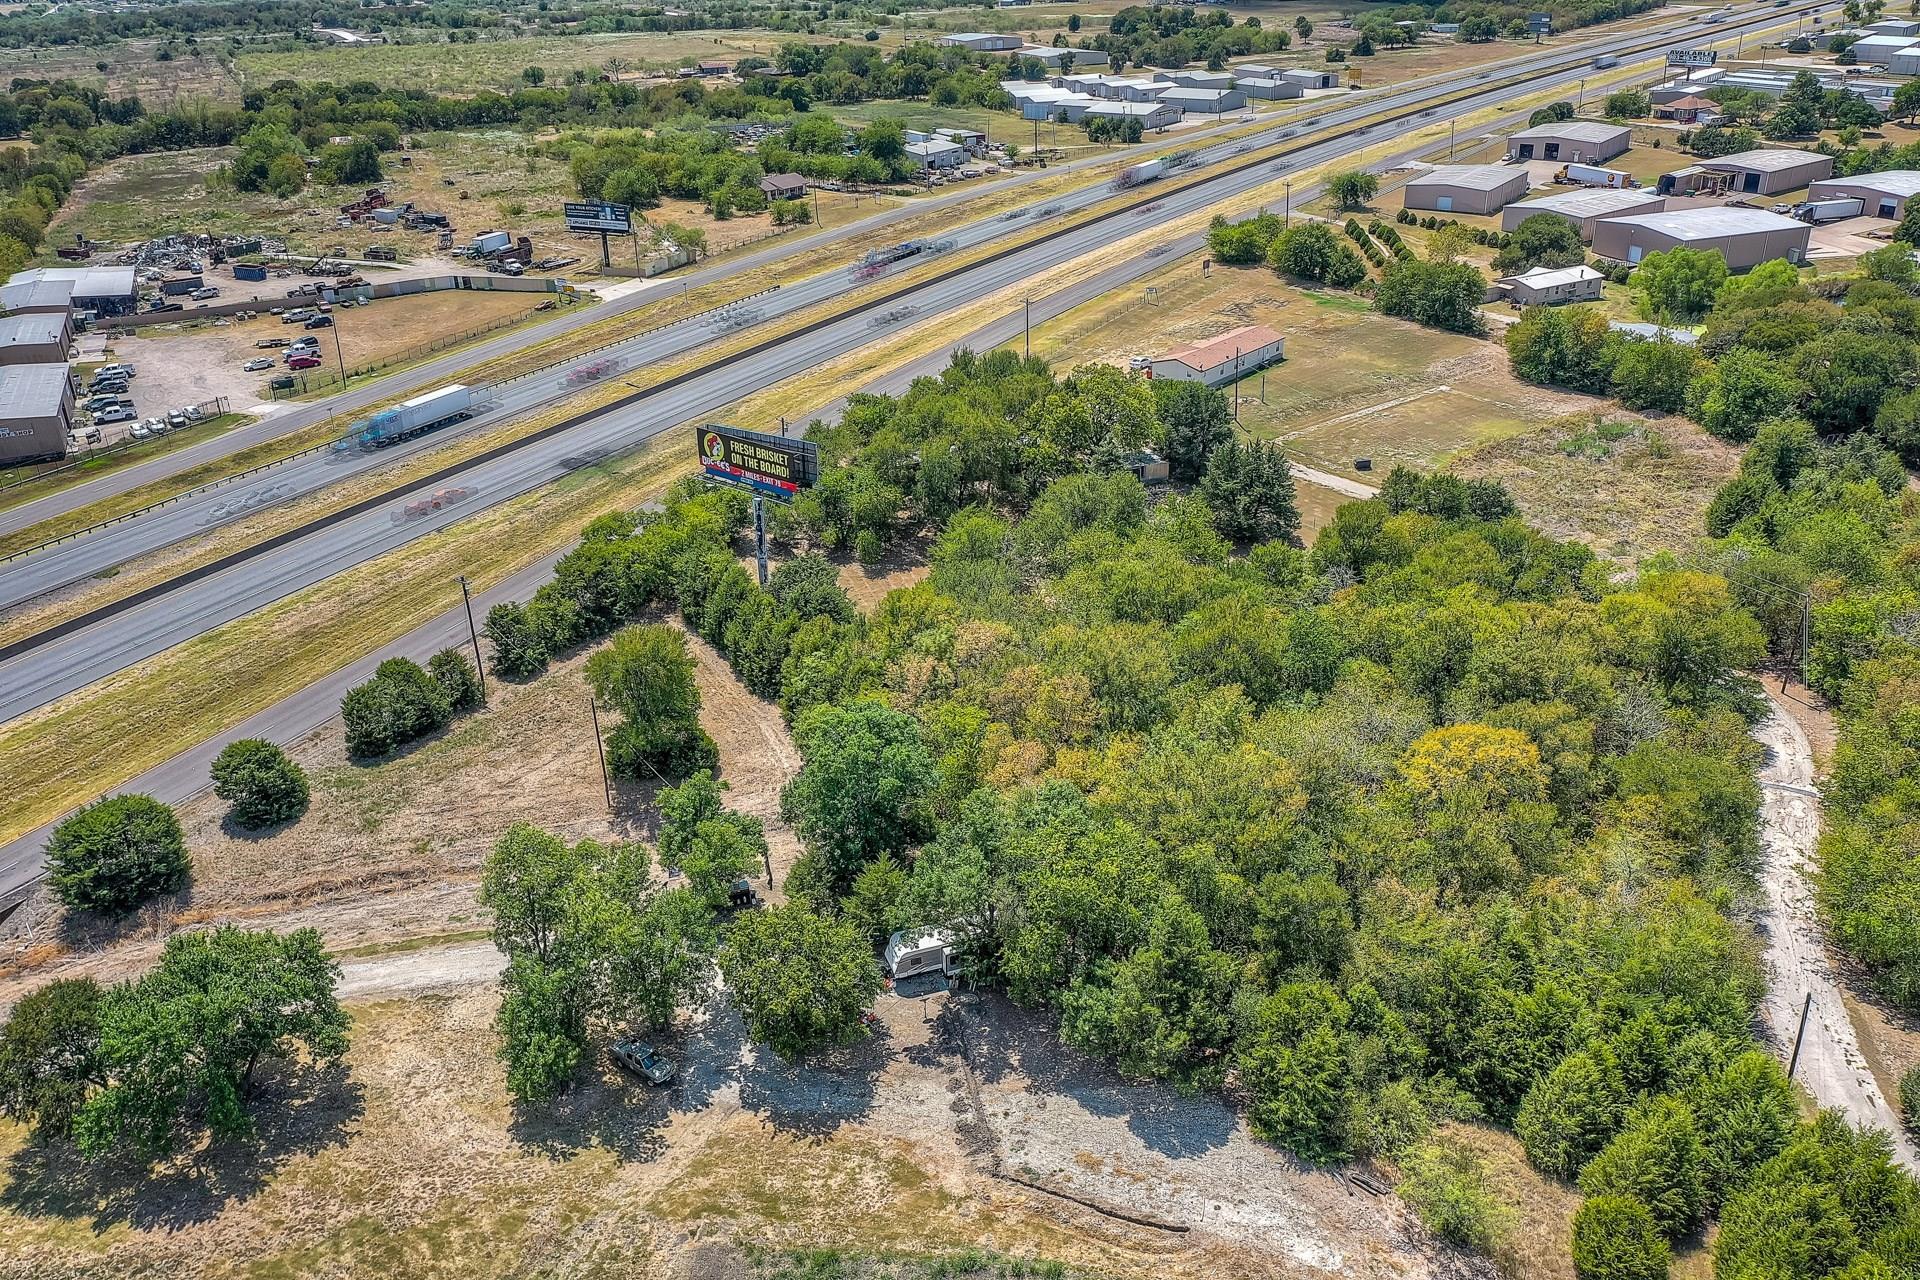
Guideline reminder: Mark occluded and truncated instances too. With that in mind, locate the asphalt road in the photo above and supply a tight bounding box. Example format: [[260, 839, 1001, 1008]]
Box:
[[0, 0, 1830, 906]]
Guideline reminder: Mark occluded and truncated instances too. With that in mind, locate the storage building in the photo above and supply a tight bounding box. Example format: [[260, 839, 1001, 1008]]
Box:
[[1590, 207, 1812, 270], [1698, 148, 1834, 195], [0, 312, 72, 366], [943, 32, 1022, 51], [906, 138, 969, 169], [0, 277, 75, 317], [0, 363, 74, 464], [1156, 86, 1246, 115], [1655, 164, 1736, 197], [1867, 17, 1920, 35], [1156, 70, 1234, 90], [1149, 324, 1284, 387], [1281, 68, 1339, 90], [1807, 170, 1920, 219], [1506, 120, 1632, 164], [1496, 263, 1606, 306], [3, 266, 137, 317], [1024, 92, 1099, 122], [1235, 63, 1284, 78], [1084, 100, 1182, 131], [1403, 164, 1532, 215], [1889, 46, 1920, 75], [1238, 78, 1304, 101], [935, 127, 988, 152], [1839, 32, 1918, 62], [1500, 186, 1667, 237], [1015, 45, 1108, 69]]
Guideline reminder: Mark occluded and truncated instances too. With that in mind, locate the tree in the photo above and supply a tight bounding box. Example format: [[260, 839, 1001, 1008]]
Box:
[[1603, 90, 1651, 120], [1238, 981, 1354, 1162], [1154, 380, 1234, 482], [657, 770, 768, 907], [72, 927, 348, 1158], [47, 795, 190, 917], [1611, 338, 1703, 413], [1530, 101, 1577, 126], [428, 647, 483, 713], [1577, 1097, 1709, 1238], [1267, 222, 1368, 287], [341, 657, 453, 758], [521, 64, 547, 85], [210, 738, 310, 829], [314, 138, 381, 185], [1893, 79, 1920, 124], [0, 978, 102, 1141], [781, 700, 937, 894], [586, 624, 717, 780], [1398, 1141, 1508, 1251], [1505, 305, 1618, 394], [1494, 213, 1586, 274], [1207, 211, 1283, 265], [1571, 1194, 1670, 1280], [1200, 439, 1300, 543], [716, 902, 882, 1059], [1687, 347, 1798, 442], [769, 553, 856, 624], [1515, 1047, 1629, 1179], [484, 601, 549, 679], [1634, 246, 1728, 322], [1327, 170, 1380, 209], [1375, 259, 1488, 333]]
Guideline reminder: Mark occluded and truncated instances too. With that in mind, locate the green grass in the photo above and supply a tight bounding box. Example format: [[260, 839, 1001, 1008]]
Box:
[[0, 413, 249, 517]]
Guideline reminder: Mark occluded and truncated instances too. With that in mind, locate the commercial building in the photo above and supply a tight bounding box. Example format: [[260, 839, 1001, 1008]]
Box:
[[1235, 63, 1284, 78], [935, 126, 988, 152], [1403, 164, 1532, 215], [1149, 323, 1284, 387], [1590, 207, 1812, 270], [0, 312, 72, 366], [0, 363, 74, 464], [1867, 17, 1920, 35], [758, 173, 808, 201], [1282, 68, 1339, 90], [906, 138, 969, 169], [1889, 46, 1920, 75], [3, 265, 137, 317], [1156, 86, 1246, 115], [1084, 100, 1182, 131], [1014, 44, 1108, 69], [1840, 32, 1918, 62], [0, 276, 75, 317], [1495, 263, 1606, 306], [1156, 69, 1234, 90], [1499, 186, 1667, 237], [1023, 92, 1099, 122], [1506, 120, 1632, 164], [1697, 148, 1834, 196], [1238, 78, 1304, 101], [1807, 170, 1920, 219], [943, 32, 1022, 51]]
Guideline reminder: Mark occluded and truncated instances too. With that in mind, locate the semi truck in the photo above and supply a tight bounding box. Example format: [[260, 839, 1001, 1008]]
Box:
[[1791, 196, 1864, 223], [1114, 158, 1165, 190], [1557, 163, 1633, 189], [336, 384, 478, 451]]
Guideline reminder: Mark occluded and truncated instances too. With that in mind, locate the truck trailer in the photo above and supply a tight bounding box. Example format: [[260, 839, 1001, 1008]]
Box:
[[1791, 196, 1864, 224], [337, 384, 478, 451], [1558, 163, 1632, 189]]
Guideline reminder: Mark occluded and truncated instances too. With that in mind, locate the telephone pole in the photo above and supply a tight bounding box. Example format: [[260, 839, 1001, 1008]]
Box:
[[457, 575, 486, 704]]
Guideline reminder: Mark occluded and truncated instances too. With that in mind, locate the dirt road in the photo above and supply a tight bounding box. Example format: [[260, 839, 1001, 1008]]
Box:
[[1755, 692, 1920, 1169]]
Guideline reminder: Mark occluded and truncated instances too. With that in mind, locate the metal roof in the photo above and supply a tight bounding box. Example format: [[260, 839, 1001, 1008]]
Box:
[[1510, 121, 1631, 144], [0, 277, 73, 313], [1813, 170, 1920, 197], [6, 264, 136, 300], [1608, 207, 1809, 238], [1507, 187, 1664, 217], [1503, 264, 1603, 288], [1701, 149, 1828, 173], [0, 313, 66, 350], [1407, 164, 1530, 192], [0, 363, 70, 421], [1085, 100, 1174, 116]]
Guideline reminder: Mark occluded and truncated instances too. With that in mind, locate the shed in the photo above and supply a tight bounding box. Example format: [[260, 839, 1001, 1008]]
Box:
[[1590, 207, 1812, 270], [906, 139, 969, 169], [1403, 164, 1533, 215], [1697, 148, 1835, 195], [1807, 170, 1920, 219], [1149, 323, 1284, 387], [0, 312, 73, 366], [1235, 63, 1284, 78], [1281, 69, 1339, 89], [1655, 164, 1735, 197], [1238, 78, 1304, 101], [1084, 100, 1182, 131], [1497, 263, 1606, 306], [758, 172, 808, 201], [1500, 186, 1667, 238], [1157, 86, 1247, 115], [1867, 17, 1920, 35], [1025, 92, 1100, 122], [0, 363, 74, 464], [1507, 120, 1632, 164]]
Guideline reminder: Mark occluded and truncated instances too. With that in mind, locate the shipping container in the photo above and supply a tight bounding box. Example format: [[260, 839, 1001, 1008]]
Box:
[[473, 229, 512, 255], [234, 263, 268, 282]]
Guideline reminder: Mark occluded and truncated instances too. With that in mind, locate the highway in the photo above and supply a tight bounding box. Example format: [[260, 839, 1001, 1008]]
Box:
[[0, 0, 1829, 904]]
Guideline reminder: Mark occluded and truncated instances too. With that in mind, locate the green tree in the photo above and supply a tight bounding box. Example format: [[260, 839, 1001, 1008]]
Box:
[[1267, 222, 1368, 287], [1399, 1141, 1508, 1252], [657, 770, 767, 907], [72, 927, 348, 1158], [1494, 213, 1586, 274], [0, 978, 102, 1141], [1199, 438, 1300, 543], [1611, 338, 1704, 412], [1515, 1047, 1630, 1179], [769, 553, 856, 624], [1207, 211, 1283, 265], [341, 657, 453, 759], [586, 624, 718, 780], [1577, 1096, 1710, 1238], [483, 601, 549, 680], [1505, 305, 1618, 394], [210, 738, 310, 829], [47, 795, 191, 917], [716, 902, 882, 1058], [1375, 258, 1488, 333], [1572, 1194, 1671, 1280], [1153, 379, 1234, 483], [1238, 981, 1355, 1162], [1327, 169, 1380, 209], [1687, 347, 1798, 442], [1603, 90, 1651, 119], [1635, 246, 1728, 322], [781, 699, 937, 894], [427, 647, 483, 713]]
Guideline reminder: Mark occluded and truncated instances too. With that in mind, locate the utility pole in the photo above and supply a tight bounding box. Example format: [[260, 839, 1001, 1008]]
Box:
[[752, 493, 768, 586], [329, 311, 347, 392], [1283, 179, 1292, 227], [1449, 119, 1456, 160], [458, 575, 487, 705], [1233, 349, 1241, 424], [589, 696, 613, 810]]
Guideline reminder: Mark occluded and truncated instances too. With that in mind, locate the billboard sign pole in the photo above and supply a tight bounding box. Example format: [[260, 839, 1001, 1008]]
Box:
[[563, 201, 634, 269], [697, 424, 819, 587]]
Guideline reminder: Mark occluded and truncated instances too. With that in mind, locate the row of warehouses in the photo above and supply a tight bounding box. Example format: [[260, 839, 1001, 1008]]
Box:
[[999, 64, 1341, 128], [0, 265, 140, 464]]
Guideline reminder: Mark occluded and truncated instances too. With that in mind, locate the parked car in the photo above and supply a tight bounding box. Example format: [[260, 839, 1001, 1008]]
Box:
[[1128, 355, 1151, 371], [282, 308, 313, 324], [304, 314, 334, 329], [139, 417, 167, 435], [69, 425, 103, 446], [166, 410, 190, 429], [610, 1040, 676, 1085], [84, 394, 130, 412], [92, 404, 136, 424], [287, 354, 322, 370], [242, 357, 275, 372], [128, 421, 153, 439], [191, 286, 220, 300], [89, 380, 128, 397], [269, 375, 296, 391], [255, 336, 291, 349]]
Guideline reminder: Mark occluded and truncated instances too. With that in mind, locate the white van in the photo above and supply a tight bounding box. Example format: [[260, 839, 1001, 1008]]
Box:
[[883, 928, 959, 981]]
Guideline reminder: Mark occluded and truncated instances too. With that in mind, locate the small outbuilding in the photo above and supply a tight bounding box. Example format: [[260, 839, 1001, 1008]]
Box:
[[1015, 45, 1109, 69], [1500, 186, 1667, 238], [1655, 164, 1736, 197], [1156, 70, 1234, 90], [1238, 78, 1304, 101], [1807, 170, 1920, 219], [1281, 68, 1339, 90], [906, 139, 969, 169], [1149, 323, 1284, 387], [1496, 263, 1606, 306], [1507, 120, 1632, 164], [1403, 164, 1533, 215], [758, 173, 808, 201], [1590, 207, 1812, 270], [0, 363, 74, 464], [1697, 148, 1835, 196]]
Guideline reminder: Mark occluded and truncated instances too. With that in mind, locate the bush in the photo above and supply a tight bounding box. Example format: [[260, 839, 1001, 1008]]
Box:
[[1571, 1194, 1670, 1280], [47, 795, 191, 916], [1397, 1141, 1508, 1253], [1902, 1064, 1920, 1135], [1267, 223, 1368, 288], [427, 647, 483, 712], [341, 657, 453, 759], [1576, 1097, 1709, 1238], [210, 739, 309, 829], [483, 601, 549, 680]]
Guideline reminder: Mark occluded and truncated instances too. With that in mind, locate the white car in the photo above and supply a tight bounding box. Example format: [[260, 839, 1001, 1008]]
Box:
[[243, 357, 274, 371], [128, 422, 153, 439], [166, 411, 190, 429], [97, 363, 136, 379]]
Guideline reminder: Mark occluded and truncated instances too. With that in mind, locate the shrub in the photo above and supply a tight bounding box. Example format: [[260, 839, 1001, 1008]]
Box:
[[1397, 1141, 1508, 1252], [1902, 1064, 1920, 1135], [1571, 1194, 1670, 1280], [427, 647, 483, 712], [210, 739, 309, 829], [341, 657, 453, 759], [47, 795, 191, 916], [483, 601, 549, 680], [1576, 1097, 1709, 1238]]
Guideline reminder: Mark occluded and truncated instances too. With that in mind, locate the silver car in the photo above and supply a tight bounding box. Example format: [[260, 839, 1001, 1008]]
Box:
[[610, 1040, 676, 1085]]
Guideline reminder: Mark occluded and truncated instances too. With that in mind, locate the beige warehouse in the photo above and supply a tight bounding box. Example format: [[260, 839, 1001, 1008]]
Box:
[[0, 363, 74, 465], [1500, 187, 1667, 238], [1697, 148, 1834, 196], [1507, 120, 1633, 164], [1403, 164, 1533, 216], [1591, 207, 1811, 270], [1806, 170, 1920, 219]]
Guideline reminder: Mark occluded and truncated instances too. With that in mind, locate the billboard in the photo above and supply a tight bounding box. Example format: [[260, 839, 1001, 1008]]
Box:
[[1668, 47, 1719, 67], [563, 200, 634, 234], [698, 424, 819, 502]]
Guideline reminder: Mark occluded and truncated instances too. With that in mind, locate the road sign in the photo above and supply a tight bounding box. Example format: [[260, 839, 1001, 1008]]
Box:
[[697, 424, 819, 502], [563, 201, 634, 234], [1668, 47, 1719, 67]]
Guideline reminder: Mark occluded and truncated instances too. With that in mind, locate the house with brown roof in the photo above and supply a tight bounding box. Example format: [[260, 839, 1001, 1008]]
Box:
[[1148, 324, 1284, 387]]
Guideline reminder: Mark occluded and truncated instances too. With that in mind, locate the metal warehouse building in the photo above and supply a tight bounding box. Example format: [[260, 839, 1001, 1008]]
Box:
[[0, 363, 74, 464], [1500, 186, 1667, 238], [1590, 207, 1812, 270], [1403, 164, 1532, 215], [1237, 77, 1304, 101], [941, 32, 1023, 51], [1156, 86, 1246, 115], [1149, 324, 1284, 387], [1807, 170, 1920, 219], [1084, 100, 1181, 131], [3, 265, 137, 317], [0, 312, 72, 366], [1697, 148, 1834, 196], [1506, 120, 1632, 164], [0, 277, 75, 317]]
